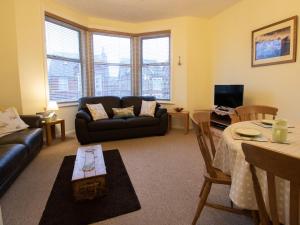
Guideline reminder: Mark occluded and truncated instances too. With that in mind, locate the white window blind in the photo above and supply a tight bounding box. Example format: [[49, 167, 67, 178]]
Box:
[[92, 34, 132, 97], [141, 36, 170, 100], [45, 19, 83, 103]]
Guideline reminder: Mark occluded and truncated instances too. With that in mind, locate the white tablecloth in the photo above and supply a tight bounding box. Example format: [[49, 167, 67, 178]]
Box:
[[0, 205, 3, 225], [213, 121, 300, 224]]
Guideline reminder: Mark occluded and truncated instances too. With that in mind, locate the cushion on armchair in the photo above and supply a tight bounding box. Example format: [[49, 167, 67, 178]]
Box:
[[0, 107, 29, 138]]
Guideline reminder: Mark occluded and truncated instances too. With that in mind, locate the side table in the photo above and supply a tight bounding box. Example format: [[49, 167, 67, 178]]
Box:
[[168, 111, 190, 134], [42, 119, 65, 145]]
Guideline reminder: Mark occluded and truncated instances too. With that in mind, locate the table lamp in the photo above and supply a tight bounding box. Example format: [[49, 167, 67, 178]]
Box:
[[46, 101, 59, 121]]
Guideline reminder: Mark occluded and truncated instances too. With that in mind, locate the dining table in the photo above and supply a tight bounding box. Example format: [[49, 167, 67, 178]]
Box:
[[213, 120, 300, 225]]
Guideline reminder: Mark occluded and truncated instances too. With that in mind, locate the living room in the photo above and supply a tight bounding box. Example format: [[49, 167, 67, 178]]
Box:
[[1, 0, 300, 224]]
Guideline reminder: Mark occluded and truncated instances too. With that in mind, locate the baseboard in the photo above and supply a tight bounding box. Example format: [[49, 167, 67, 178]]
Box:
[[65, 129, 75, 135], [55, 129, 75, 136]]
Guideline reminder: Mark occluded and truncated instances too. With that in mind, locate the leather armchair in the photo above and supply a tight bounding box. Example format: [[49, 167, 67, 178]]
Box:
[[0, 115, 43, 197]]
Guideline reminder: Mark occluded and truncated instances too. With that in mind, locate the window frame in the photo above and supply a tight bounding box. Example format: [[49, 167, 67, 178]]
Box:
[[45, 16, 85, 104], [91, 32, 134, 97], [45, 12, 172, 104], [140, 34, 171, 101]]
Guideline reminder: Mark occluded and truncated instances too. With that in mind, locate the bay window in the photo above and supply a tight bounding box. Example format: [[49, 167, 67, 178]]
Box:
[[45, 14, 171, 103]]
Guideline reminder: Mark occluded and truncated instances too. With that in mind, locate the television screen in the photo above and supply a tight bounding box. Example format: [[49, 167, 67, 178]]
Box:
[[214, 85, 244, 108]]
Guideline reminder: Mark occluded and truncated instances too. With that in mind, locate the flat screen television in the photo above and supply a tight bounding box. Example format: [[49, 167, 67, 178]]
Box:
[[214, 85, 244, 108]]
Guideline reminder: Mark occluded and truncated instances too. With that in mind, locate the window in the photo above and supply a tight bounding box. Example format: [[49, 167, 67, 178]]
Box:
[[92, 34, 132, 97], [141, 36, 170, 100], [45, 19, 83, 103], [45, 14, 171, 102]]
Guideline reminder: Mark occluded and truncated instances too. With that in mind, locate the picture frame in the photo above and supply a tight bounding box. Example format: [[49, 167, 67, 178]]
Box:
[[252, 16, 298, 67]]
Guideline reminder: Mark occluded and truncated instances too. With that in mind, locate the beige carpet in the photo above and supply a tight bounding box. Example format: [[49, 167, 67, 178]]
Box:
[[0, 130, 253, 225]]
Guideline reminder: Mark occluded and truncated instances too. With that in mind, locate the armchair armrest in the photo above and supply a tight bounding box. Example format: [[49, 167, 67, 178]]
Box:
[[155, 108, 167, 118], [20, 115, 42, 128], [76, 110, 92, 122]]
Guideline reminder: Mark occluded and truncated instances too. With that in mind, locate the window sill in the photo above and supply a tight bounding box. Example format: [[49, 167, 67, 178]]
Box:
[[57, 100, 173, 108], [58, 102, 78, 108], [157, 100, 174, 105]]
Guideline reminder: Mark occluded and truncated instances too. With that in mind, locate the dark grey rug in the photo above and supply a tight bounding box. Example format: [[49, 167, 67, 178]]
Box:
[[39, 149, 141, 225]]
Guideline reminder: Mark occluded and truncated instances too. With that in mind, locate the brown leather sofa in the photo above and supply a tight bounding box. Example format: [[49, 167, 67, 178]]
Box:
[[0, 115, 43, 197], [75, 96, 168, 144]]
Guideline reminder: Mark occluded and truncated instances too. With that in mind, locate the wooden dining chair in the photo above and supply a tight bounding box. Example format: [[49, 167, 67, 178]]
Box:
[[234, 105, 278, 122], [242, 143, 300, 225], [191, 111, 245, 225]]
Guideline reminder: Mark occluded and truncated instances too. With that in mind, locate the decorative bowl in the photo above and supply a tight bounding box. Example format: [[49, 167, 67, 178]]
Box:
[[174, 107, 184, 112]]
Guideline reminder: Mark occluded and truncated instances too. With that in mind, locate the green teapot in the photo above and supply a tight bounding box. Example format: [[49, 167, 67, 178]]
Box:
[[272, 119, 288, 143]]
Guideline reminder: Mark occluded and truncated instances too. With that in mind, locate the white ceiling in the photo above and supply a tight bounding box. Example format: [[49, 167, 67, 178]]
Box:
[[56, 0, 241, 22]]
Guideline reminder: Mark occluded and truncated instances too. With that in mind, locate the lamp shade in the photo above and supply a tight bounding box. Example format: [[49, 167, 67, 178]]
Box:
[[46, 101, 59, 111]]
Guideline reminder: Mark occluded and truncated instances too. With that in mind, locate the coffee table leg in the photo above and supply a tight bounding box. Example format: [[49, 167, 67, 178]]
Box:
[[61, 120, 65, 141], [46, 124, 52, 145], [51, 125, 56, 139], [185, 114, 189, 134], [168, 115, 172, 131]]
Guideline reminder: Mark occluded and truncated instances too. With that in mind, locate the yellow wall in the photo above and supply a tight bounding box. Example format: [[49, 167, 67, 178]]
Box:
[[0, 0, 22, 112], [88, 17, 137, 33], [186, 18, 212, 111], [15, 0, 47, 114], [210, 0, 300, 123]]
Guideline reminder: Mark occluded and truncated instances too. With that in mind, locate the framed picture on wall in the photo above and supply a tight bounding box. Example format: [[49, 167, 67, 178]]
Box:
[[252, 16, 298, 67]]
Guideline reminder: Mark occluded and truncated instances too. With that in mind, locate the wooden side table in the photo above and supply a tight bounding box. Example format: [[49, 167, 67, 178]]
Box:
[[168, 111, 190, 134], [42, 119, 65, 145]]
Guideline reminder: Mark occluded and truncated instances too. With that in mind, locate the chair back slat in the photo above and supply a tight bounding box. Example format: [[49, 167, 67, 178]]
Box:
[[235, 105, 278, 122], [192, 112, 217, 178], [242, 143, 300, 225]]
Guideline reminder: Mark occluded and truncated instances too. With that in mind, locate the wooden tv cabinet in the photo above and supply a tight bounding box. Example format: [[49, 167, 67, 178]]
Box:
[[210, 111, 232, 130]]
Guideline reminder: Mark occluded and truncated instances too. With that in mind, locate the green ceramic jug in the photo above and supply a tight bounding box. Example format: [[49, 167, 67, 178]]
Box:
[[272, 119, 288, 143]]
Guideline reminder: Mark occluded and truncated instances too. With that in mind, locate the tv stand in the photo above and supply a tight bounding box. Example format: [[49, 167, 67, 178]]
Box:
[[210, 111, 232, 130]]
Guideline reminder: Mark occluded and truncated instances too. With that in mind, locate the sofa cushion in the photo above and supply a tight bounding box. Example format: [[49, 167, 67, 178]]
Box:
[[140, 100, 156, 117], [125, 116, 160, 128], [88, 119, 127, 131], [86, 103, 108, 120], [112, 106, 135, 119], [0, 144, 27, 184], [0, 107, 29, 138], [0, 128, 43, 155], [78, 96, 121, 118], [121, 96, 156, 116]]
